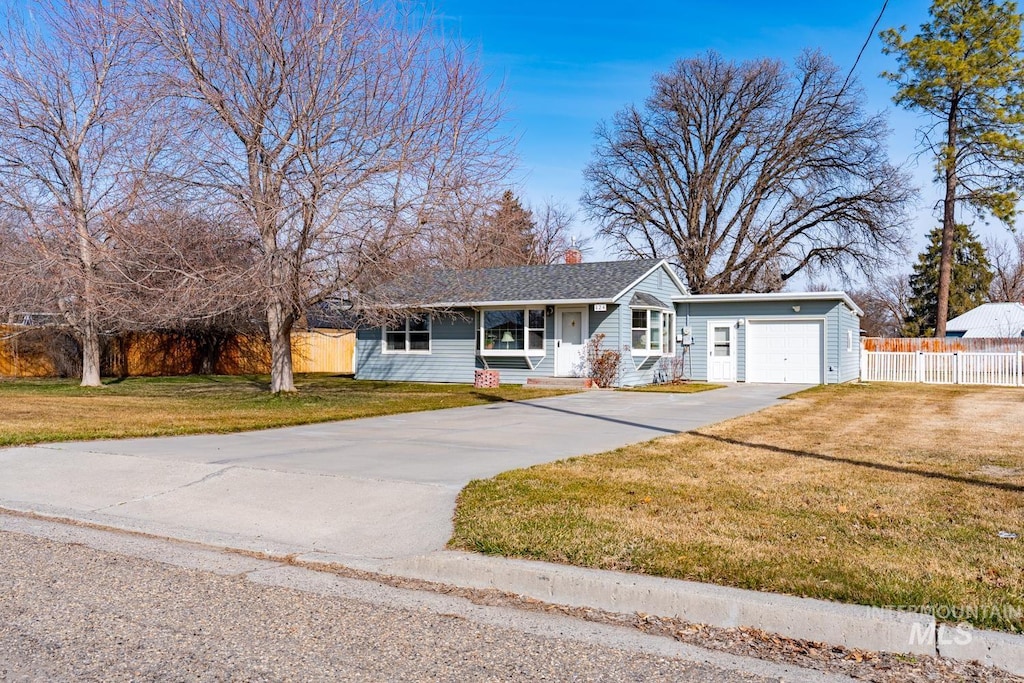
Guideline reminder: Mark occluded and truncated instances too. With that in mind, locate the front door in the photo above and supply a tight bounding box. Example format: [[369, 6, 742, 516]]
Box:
[[707, 321, 737, 382], [555, 308, 587, 376]]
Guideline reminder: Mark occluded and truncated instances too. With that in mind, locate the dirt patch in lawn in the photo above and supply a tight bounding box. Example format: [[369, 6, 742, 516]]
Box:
[[451, 382, 1024, 632]]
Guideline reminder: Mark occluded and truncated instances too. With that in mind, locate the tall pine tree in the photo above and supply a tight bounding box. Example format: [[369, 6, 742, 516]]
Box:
[[881, 0, 1024, 336], [903, 224, 993, 336]]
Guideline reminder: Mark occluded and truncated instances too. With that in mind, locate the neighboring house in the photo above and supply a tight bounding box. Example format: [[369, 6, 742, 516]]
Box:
[[355, 258, 862, 386], [945, 302, 1024, 338]]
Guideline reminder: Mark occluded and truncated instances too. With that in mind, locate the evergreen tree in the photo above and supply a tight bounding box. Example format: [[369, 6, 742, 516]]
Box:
[[881, 0, 1024, 336], [485, 190, 537, 264], [903, 224, 993, 336]]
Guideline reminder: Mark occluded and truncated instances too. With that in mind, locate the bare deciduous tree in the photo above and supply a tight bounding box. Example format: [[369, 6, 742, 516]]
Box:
[[107, 203, 262, 331], [140, 0, 509, 392], [851, 274, 912, 337], [0, 0, 157, 386], [531, 201, 580, 265], [988, 233, 1024, 302], [583, 50, 914, 294]]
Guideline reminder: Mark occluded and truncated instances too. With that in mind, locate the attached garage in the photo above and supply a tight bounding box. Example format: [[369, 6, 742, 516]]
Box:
[[745, 319, 823, 384], [674, 291, 863, 385]]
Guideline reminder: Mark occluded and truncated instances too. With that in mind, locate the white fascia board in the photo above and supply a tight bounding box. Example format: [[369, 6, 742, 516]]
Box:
[[673, 291, 864, 317], [611, 260, 689, 301], [409, 298, 613, 308]]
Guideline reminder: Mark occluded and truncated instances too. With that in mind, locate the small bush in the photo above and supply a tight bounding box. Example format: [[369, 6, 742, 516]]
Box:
[[585, 333, 621, 387]]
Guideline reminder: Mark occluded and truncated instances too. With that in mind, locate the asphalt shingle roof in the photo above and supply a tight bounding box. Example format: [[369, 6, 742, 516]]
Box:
[[629, 291, 671, 309], [379, 259, 666, 306]]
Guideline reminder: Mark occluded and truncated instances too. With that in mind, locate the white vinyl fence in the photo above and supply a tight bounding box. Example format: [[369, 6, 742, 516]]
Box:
[[861, 350, 1024, 386]]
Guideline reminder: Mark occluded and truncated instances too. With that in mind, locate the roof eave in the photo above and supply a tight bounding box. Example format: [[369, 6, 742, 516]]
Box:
[[672, 291, 864, 317], [611, 259, 688, 300], [385, 298, 616, 309]]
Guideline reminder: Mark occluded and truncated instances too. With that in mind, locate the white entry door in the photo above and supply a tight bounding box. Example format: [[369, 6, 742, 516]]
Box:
[[555, 308, 587, 376], [707, 321, 737, 382]]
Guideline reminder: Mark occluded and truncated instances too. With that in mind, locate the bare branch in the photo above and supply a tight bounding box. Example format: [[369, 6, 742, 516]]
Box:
[[583, 50, 914, 293]]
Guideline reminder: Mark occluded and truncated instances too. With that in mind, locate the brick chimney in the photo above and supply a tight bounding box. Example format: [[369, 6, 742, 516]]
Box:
[[564, 248, 582, 264]]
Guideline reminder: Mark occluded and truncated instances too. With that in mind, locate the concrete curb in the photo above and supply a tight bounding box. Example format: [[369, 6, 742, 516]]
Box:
[[384, 551, 1024, 676], [937, 624, 1024, 675]]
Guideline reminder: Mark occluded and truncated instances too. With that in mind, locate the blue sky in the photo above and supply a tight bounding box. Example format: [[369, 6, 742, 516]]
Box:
[[438, 0, 986, 281]]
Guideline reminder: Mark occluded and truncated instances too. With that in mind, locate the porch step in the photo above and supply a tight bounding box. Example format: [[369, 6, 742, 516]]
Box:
[[525, 377, 595, 389]]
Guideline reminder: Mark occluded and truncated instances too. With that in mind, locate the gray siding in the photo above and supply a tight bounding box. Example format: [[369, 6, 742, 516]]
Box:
[[836, 304, 861, 382], [356, 308, 557, 385], [676, 299, 861, 384], [612, 266, 687, 386], [356, 311, 477, 383], [355, 265, 859, 387], [475, 310, 556, 384]]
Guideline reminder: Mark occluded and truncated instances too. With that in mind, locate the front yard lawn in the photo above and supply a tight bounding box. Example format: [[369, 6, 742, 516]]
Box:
[[0, 375, 571, 447], [451, 382, 1024, 632], [621, 382, 724, 394]]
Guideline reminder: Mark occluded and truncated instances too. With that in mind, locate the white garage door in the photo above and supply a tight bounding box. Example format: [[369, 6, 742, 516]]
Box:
[[746, 320, 823, 384]]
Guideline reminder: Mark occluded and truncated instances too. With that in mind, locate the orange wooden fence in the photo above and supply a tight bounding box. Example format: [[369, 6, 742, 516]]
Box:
[[862, 337, 1024, 353], [0, 327, 57, 377], [0, 326, 355, 378]]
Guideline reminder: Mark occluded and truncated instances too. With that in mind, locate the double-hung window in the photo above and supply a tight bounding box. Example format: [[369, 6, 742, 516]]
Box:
[[383, 315, 431, 353], [480, 308, 546, 354], [631, 308, 675, 355]]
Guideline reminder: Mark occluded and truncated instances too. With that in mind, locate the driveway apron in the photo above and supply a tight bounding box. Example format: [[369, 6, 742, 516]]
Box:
[[0, 384, 802, 567]]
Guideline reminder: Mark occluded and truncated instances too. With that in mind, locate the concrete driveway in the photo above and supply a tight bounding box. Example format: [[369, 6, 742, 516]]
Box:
[[0, 384, 801, 569]]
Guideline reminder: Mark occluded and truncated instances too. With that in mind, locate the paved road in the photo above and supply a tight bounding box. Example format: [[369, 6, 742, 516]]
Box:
[[0, 384, 801, 566], [0, 517, 847, 683]]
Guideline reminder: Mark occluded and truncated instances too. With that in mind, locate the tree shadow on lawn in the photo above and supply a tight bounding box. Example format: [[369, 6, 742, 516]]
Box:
[[690, 431, 1024, 494]]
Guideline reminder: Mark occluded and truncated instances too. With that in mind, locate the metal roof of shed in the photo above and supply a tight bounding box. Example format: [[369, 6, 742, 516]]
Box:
[[946, 302, 1024, 337]]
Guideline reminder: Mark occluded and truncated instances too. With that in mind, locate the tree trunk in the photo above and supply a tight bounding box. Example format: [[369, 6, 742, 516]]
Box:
[[80, 318, 102, 387], [935, 102, 959, 338], [267, 300, 295, 393]]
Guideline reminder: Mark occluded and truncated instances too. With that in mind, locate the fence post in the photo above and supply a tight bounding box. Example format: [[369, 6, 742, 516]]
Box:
[[1018, 351, 1023, 387], [954, 352, 960, 385], [916, 351, 924, 383], [860, 349, 868, 381]]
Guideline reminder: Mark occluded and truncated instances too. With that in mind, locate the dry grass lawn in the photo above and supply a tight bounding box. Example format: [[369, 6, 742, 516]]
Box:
[[0, 375, 570, 447], [451, 382, 1024, 631]]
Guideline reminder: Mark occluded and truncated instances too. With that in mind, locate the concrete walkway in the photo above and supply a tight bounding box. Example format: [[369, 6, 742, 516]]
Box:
[[0, 384, 799, 567]]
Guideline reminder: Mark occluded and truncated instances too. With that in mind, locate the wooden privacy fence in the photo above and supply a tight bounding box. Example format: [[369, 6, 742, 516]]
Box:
[[1, 326, 355, 378], [291, 329, 356, 374], [861, 338, 1024, 386]]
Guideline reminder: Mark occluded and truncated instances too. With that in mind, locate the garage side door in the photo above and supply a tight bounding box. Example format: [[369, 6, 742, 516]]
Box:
[[746, 321, 823, 384]]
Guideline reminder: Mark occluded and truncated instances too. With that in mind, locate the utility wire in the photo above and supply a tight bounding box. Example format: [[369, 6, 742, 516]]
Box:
[[842, 0, 890, 95]]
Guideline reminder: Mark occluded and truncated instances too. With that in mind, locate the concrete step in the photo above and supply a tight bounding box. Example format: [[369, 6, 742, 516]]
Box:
[[525, 377, 595, 389]]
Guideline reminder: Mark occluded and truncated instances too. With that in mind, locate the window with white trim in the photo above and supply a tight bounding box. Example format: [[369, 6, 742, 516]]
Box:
[[383, 315, 431, 353], [480, 308, 546, 354], [631, 309, 675, 355], [847, 329, 854, 352]]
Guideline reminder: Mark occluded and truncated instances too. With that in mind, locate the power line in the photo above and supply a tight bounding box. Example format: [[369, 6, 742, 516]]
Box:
[[842, 0, 890, 94]]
